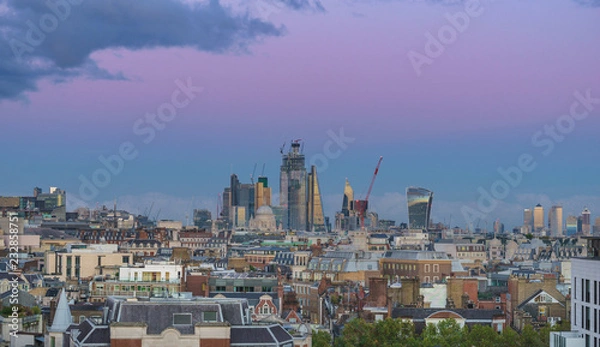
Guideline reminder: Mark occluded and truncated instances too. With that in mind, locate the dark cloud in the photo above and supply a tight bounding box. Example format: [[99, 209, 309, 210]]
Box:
[[0, 0, 285, 101], [278, 0, 326, 12]]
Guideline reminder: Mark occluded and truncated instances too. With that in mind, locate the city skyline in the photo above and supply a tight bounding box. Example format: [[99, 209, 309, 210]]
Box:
[[1, 0, 599, 229]]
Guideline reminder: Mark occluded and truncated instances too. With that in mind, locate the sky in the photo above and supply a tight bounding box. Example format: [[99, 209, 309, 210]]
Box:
[[1, 0, 599, 230]]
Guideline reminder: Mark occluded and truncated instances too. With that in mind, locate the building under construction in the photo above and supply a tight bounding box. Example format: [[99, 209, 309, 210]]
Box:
[[279, 140, 326, 231]]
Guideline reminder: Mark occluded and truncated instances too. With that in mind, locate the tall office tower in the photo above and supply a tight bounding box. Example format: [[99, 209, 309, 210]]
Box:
[[406, 187, 434, 230], [227, 174, 255, 225], [523, 208, 533, 233], [594, 217, 600, 234], [533, 204, 544, 233], [193, 209, 212, 229], [566, 215, 579, 236], [307, 165, 326, 232], [548, 205, 564, 237], [231, 206, 246, 228], [582, 208, 592, 235], [335, 179, 358, 232], [280, 141, 307, 230], [493, 219, 504, 234], [221, 188, 231, 221], [341, 179, 354, 216], [237, 183, 255, 220], [255, 176, 272, 209]]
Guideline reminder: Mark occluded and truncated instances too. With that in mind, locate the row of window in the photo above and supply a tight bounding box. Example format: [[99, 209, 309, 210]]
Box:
[[423, 276, 440, 283], [382, 263, 440, 273], [575, 278, 599, 305]]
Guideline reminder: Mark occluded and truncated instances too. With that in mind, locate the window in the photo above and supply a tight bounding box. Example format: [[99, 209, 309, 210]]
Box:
[[586, 306, 591, 330], [433, 264, 439, 273], [433, 276, 439, 283], [204, 311, 218, 322], [539, 306, 546, 317], [425, 264, 430, 273], [122, 256, 130, 264], [173, 313, 192, 325], [495, 296, 501, 303], [215, 286, 226, 292], [261, 304, 271, 315], [424, 276, 430, 283]]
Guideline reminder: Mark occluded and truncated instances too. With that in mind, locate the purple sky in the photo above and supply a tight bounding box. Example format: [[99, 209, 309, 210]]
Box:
[[1, 0, 599, 229]]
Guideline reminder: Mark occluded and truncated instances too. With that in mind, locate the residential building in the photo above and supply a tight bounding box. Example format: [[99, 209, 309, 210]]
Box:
[[571, 237, 600, 347], [44, 244, 133, 281], [380, 250, 451, 284]]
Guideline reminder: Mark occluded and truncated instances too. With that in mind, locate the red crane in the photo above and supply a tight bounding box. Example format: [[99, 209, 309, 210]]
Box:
[[358, 156, 383, 228]]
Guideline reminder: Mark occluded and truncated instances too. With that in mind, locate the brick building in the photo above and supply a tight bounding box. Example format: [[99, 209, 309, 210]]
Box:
[[380, 250, 452, 284]]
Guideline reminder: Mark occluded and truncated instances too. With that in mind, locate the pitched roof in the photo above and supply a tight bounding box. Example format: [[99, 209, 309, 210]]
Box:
[[49, 289, 73, 332], [230, 324, 293, 345]]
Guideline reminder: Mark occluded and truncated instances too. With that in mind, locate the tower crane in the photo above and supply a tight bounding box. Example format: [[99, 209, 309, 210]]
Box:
[[358, 156, 383, 228]]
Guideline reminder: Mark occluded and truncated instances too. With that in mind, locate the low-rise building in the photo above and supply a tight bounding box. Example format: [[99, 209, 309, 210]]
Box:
[[380, 250, 452, 284]]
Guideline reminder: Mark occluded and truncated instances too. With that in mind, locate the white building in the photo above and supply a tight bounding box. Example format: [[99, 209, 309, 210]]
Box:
[[550, 331, 585, 347], [571, 238, 600, 347], [119, 261, 183, 283]]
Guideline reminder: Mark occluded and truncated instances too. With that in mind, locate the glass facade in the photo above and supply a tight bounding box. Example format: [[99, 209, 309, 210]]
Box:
[[406, 187, 433, 230]]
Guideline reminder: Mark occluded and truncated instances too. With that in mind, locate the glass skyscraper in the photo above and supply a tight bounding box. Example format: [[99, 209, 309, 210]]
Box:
[[406, 187, 433, 230], [280, 141, 307, 230]]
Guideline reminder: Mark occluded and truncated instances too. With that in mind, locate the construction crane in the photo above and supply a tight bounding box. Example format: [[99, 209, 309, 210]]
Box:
[[250, 163, 257, 184], [358, 156, 383, 228]]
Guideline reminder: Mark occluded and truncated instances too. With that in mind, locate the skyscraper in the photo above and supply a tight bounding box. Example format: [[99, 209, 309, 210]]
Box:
[[307, 165, 326, 231], [533, 204, 544, 233], [406, 187, 433, 230], [548, 205, 563, 237], [193, 209, 212, 229], [523, 208, 532, 233], [255, 176, 272, 209], [227, 174, 255, 226], [335, 179, 359, 232], [280, 141, 307, 230], [342, 179, 354, 216], [581, 208, 591, 235], [566, 215, 578, 236], [594, 217, 600, 234]]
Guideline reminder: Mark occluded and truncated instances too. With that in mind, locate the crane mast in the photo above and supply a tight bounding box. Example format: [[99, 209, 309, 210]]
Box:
[[359, 156, 383, 228]]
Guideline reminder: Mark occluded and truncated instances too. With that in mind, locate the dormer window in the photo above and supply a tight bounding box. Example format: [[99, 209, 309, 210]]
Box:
[[173, 313, 192, 325]]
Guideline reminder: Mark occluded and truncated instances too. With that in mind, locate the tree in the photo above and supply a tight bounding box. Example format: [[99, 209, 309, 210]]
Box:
[[312, 330, 331, 347], [498, 327, 523, 347], [519, 325, 545, 347], [465, 325, 499, 347], [420, 319, 466, 347], [335, 318, 374, 347]]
